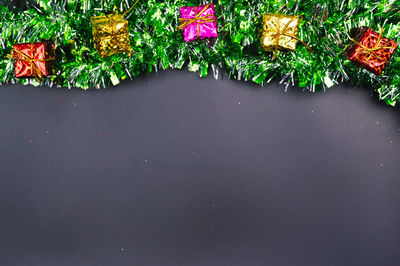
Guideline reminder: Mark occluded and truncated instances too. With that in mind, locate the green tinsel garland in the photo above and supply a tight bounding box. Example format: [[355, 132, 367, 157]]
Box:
[[0, 0, 399, 106]]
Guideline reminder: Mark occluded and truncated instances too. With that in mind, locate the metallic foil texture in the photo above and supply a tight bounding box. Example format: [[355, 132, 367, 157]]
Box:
[[345, 27, 398, 76], [11, 42, 55, 79], [179, 4, 218, 42], [261, 14, 299, 53], [91, 13, 132, 58]]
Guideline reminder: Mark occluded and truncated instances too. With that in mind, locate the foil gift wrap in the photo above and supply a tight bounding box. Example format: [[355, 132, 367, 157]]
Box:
[[261, 14, 311, 59], [178, 4, 218, 42], [261, 14, 299, 56], [91, 12, 133, 58], [345, 27, 398, 76], [8, 42, 55, 80]]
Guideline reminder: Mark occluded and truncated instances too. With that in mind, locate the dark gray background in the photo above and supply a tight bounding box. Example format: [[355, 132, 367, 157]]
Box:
[[0, 70, 400, 266]]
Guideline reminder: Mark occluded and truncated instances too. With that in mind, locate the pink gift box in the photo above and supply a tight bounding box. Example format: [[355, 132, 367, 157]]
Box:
[[179, 4, 218, 42]]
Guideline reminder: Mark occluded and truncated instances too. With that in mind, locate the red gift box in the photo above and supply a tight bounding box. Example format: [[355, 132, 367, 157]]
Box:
[[9, 42, 55, 79], [345, 27, 398, 76]]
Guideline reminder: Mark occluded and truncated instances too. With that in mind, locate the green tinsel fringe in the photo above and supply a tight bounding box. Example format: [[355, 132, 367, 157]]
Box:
[[0, 0, 399, 106]]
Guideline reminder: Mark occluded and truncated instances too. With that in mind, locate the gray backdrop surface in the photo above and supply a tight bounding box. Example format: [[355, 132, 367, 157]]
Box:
[[0, 70, 400, 266]]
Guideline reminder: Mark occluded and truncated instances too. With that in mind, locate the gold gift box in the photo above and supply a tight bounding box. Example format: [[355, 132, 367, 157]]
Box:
[[260, 14, 300, 53], [91, 13, 132, 58]]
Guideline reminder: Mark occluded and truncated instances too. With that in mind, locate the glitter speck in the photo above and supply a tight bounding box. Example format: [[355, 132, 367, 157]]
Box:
[[311, 110, 315, 113], [144, 160, 148, 163], [380, 163, 384, 167], [238, 101, 241, 105], [45, 130, 49, 134], [389, 140, 393, 144], [121, 248, 124, 252], [377, 121, 380, 125], [28, 139, 32, 144]]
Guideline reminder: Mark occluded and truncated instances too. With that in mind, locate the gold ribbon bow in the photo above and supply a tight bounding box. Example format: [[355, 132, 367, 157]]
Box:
[[121, 0, 140, 17], [100, 13, 128, 39], [177, 4, 217, 38], [92, 0, 139, 29], [107, 0, 140, 28], [7, 43, 55, 81], [266, 14, 313, 60], [350, 28, 397, 64]]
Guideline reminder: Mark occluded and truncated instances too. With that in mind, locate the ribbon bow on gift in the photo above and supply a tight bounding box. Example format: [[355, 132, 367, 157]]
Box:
[[265, 14, 313, 60], [177, 4, 217, 38], [350, 28, 398, 64], [7, 43, 55, 81]]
